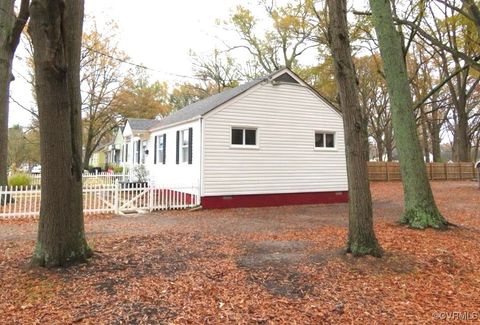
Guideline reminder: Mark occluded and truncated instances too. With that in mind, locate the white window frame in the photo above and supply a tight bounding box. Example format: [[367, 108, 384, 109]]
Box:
[[314, 131, 336, 150], [230, 126, 259, 149], [134, 139, 141, 164], [156, 134, 165, 165], [180, 129, 190, 164]]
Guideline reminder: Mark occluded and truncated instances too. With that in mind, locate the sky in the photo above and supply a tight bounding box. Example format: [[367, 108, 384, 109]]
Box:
[[9, 0, 258, 127]]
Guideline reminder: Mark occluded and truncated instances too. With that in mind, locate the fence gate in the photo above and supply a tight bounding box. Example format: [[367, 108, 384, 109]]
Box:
[[118, 185, 151, 213]]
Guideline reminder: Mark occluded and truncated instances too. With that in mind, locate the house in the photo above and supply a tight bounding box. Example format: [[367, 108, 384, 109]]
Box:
[[89, 145, 106, 169], [121, 68, 348, 208], [122, 118, 158, 168], [105, 128, 124, 166], [89, 128, 124, 170]]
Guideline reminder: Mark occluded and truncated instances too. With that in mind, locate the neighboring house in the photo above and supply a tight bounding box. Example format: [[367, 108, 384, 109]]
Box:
[[89, 145, 106, 169], [120, 68, 348, 208], [89, 128, 124, 169], [122, 118, 159, 171], [105, 128, 124, 166]]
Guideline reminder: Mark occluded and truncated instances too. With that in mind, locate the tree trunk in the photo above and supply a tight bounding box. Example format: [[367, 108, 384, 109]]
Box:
[[0, 48, 13, 187], [377, 139, 384, 162], [385, 124, 394, 161], [0, 0, 29, 186], [420, 107, 430, 163], [429, 100, 443, 162], [327, 0, 382, 257], [369, 0, 448, 229], [431, 123, 442, 162], [456, 101, 470, 162], [29, 0, 91, 267]]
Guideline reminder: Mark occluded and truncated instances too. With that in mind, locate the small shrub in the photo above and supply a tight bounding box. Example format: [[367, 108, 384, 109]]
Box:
[[8, 173, 32, 187], [133, 165, 149, 182], [113, 166, 123, 174]]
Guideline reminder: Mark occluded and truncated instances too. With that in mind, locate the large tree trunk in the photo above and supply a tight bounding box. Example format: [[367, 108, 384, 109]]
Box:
[[0, 0, 29, 186], [29, 0, 91, 267], [369, 0, 448, 229], [327, 0, 382, 257]]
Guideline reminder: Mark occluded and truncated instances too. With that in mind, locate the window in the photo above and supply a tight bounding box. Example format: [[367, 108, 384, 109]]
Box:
[[141, 141, 147, 164], [176, 128, 192, 165], [134, 140, 141, 164], [181, 130, 189, 163], [231, 128, 257, 146], [315, 132, 335, 148], [155, 134, 166, 164]]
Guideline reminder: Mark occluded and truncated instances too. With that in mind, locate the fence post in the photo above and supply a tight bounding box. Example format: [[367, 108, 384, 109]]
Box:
[[114, 180, 120, 214], [444, 163, 448, 180], [385, 162, 389, 181], [149, 182, 154, 212]]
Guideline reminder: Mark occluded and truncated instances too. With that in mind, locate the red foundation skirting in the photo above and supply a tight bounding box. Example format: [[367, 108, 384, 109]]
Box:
[[201, 191, 348, 209]]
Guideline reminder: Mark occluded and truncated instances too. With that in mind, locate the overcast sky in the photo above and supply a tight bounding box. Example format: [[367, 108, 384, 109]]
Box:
[[9, 0, 258, 127]]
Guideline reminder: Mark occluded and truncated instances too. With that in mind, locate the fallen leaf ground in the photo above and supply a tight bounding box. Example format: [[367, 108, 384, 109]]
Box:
[[0, 181, 479, 324]]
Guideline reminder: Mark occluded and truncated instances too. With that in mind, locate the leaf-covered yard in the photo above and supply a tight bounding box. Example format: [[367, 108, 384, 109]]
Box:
[[1, 181, 479, 323]]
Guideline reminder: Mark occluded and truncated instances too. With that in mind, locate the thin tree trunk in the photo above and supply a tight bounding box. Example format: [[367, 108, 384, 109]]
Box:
[[369, 0, 448, 229], [456, 101, 470, 162], [0, 0, 29, 186], [0, 51, 13, 187], [377, 138, 384, 162], [431, 123, 442, 162], [327, 0, 382, 257], [420, 106, 430, 162], [429, 100, 443, 162], [385, 124, 394, 161], [29, 0, 91, 267]]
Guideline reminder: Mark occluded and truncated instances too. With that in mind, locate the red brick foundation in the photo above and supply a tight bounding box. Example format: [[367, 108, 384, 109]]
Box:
[[201, 191, 348, 209]]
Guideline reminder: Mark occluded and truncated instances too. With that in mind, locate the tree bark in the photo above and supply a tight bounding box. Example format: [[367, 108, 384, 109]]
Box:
[[0, 0, 29, 186], [429, 97, 443, 162], [385, 124, 394, 161], [29, 0, 91, 267], [369, 0, 448, 229], [327, 0, 382, 257]]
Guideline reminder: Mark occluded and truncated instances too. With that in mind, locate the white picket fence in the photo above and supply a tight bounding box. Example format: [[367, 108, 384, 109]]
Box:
[[0, 181, 200, 219], [29, 173, 127, 186]]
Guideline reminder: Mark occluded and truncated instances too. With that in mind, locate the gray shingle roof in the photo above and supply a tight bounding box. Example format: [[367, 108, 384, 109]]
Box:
[[128, 118, 159, 132], [124, 68, 339, 132], [149, 74, 272, 130]]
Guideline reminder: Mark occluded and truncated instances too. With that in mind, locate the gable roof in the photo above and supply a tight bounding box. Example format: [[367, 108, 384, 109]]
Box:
[[126, 68, 339, 133], [149, 75, 273, 131], [128, 118, 158, 132]]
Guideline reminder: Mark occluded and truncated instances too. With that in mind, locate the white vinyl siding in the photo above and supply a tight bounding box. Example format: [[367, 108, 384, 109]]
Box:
[[146, 120, 200, 191], [202, 83, 347, 196]]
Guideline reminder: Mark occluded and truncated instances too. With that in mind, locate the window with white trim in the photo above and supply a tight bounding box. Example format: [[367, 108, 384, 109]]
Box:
[[315, 132, 335, 148], [156, 134, 165, 164], [181, 129, 189, 163], [231, 128, 257, 146]]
